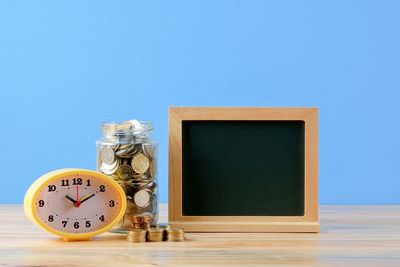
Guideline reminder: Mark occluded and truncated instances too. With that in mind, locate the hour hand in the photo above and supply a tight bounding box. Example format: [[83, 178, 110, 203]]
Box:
[[65, 195, 77, 204]]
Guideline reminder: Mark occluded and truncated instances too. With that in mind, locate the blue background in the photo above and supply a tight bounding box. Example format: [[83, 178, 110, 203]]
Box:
[[0, 1, 399, 204]]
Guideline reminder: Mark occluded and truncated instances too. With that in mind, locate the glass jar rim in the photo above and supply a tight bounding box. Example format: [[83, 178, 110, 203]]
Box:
[[101, 120, 153, 135]]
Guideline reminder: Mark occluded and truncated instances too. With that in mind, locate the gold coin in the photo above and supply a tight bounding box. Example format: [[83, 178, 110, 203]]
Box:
[[131, 153, 150, 174], [116, 165, 133, 180], [117, 121, 133, 132]]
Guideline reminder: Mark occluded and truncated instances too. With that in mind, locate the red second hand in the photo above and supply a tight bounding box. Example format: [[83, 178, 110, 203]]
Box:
[[76, 184, 80, 208]]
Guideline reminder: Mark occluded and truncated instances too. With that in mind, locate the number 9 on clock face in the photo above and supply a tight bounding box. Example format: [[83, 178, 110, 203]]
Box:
[[24, 169, 127, 241]]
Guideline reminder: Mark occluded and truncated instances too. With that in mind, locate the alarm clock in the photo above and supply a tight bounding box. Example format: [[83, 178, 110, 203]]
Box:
[[24, 169, 127, 241]]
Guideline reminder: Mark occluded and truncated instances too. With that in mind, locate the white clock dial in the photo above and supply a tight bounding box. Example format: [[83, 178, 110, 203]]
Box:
[[33, 173, 123, 234]]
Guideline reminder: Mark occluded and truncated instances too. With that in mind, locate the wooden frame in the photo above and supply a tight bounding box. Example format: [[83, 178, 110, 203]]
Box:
[[169, 107, 319, 232]]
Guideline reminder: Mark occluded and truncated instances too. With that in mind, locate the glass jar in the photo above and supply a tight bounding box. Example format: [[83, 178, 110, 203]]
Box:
[[96, 120, 158, 233]]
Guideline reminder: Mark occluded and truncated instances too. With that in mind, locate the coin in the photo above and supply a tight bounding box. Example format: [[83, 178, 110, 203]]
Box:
[[100, 146, 115, 164], [118, 121, 133, 132], [131, 153, 150, 174], [116, 165, 133, 180], [149, 160, 157, 178], [140, 181, 157, 191], [142, 143, 155, 159], [134, 190, 150, 208], [102, 124, 119, 141], [101, 159, 119, 175], [129, 120, 144, 133], [155, 223, 171, 232], [115, 144, 136, 158]]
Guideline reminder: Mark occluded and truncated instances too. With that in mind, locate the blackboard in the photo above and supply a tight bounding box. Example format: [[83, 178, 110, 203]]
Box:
[[182, 120, 305, 216]]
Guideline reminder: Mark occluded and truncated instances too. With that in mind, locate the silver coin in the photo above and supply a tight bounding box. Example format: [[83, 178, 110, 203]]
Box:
[[116, 144, 136, 157], [144, 186, 157, 194], [134, 190, 150, 208], [138, 181, 157, 191], [148, 160, 157, 178], [115, 143, 132, 153], [100, 146, 115, 164], [101, 159, 119, 175], [142, 143, 155, 159]]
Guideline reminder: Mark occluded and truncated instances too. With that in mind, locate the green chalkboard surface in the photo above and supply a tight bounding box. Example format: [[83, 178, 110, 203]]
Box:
[[182, 120, 305, 216]]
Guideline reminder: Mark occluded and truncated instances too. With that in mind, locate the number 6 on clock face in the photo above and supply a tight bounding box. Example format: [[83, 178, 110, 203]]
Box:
[[24, 169, 127, 241]]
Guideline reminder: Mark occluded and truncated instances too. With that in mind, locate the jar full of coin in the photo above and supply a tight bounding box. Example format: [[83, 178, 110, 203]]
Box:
[[96, 120, 158, 233]]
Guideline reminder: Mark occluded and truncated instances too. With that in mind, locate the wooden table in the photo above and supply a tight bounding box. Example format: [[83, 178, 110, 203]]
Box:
[[0, 204, 399, 266]]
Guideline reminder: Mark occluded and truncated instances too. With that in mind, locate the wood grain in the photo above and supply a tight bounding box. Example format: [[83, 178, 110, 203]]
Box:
[[168, 107, 319, 232], [0, 204, 399, 266]]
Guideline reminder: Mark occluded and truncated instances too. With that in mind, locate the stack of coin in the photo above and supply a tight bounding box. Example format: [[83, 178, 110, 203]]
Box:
[[155, 223, 170, 240], [97, 120, 159, 232], [146, 228, 164, 242], [127, 229, 147, 243], [129, 215, 152, 229], [166, 228, 185, 241]]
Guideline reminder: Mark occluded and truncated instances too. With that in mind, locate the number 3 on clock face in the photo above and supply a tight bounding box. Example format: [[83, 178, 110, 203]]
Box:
[[24, 169, 127, 241]]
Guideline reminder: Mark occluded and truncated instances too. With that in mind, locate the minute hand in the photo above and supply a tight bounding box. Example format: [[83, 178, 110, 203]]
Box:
[[79, 194, 95, 204]]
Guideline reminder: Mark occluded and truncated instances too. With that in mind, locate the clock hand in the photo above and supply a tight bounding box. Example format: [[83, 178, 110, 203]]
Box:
[[76, 185, 81, 208], [79, 194, 95, 205], [65, 195, 77, 204], [79, 194, 89, 202]]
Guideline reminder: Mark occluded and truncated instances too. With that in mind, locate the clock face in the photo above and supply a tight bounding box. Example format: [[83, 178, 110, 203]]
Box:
[[33, 173, 123, 234]]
